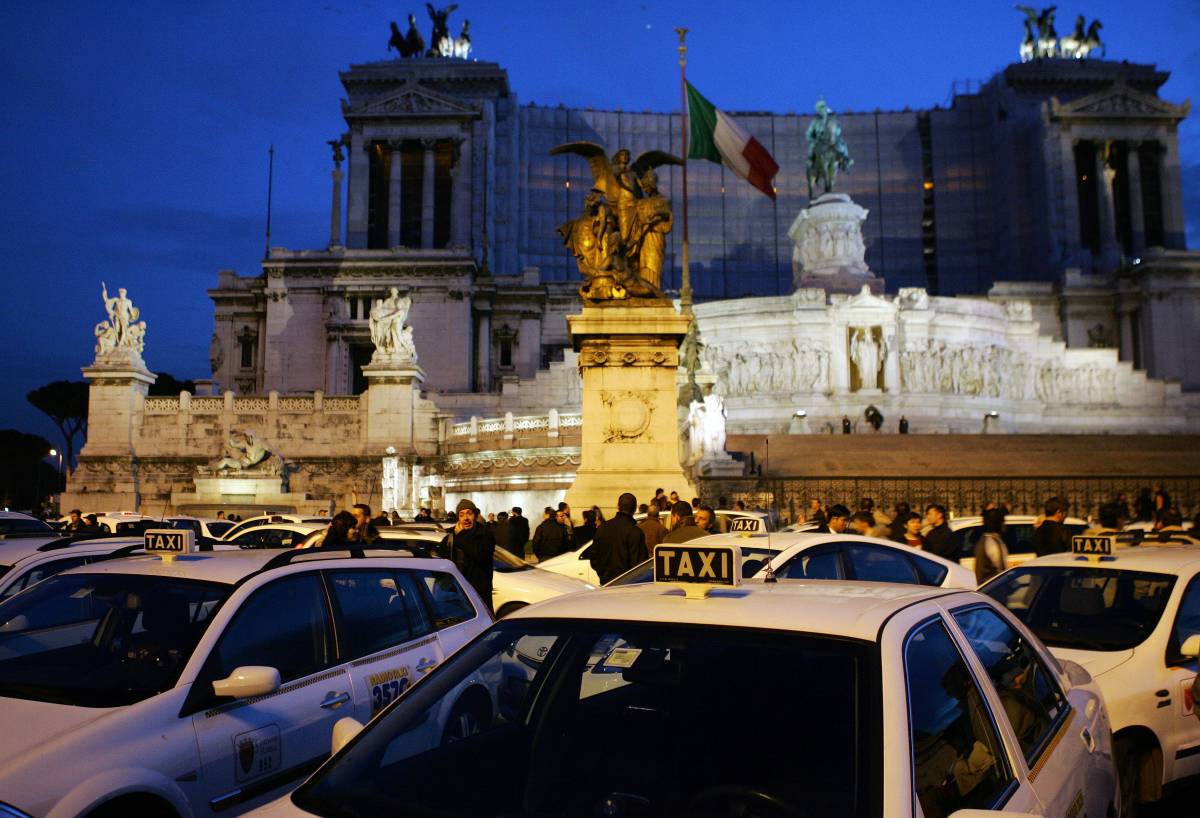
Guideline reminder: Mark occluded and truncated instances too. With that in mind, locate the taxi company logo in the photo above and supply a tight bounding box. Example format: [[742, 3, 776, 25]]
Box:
[[144, 530, 186, 552], [654, 545, 737, 586], [237, 737, 255, 775], [1072, 535, 1114, 556]]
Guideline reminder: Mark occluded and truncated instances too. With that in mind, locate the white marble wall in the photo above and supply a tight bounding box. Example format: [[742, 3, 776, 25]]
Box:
[[695, 285, 1200, 434]]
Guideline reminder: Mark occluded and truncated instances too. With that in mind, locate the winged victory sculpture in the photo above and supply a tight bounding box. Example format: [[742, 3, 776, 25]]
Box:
[[550, 142, 682, 301]]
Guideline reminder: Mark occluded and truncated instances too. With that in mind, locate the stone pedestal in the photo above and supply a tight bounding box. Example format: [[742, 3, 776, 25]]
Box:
[[788, 193, 884, 294], [170, 472, 322, 515], [361, 356, 436, 455], [564, 302, 696, 515]]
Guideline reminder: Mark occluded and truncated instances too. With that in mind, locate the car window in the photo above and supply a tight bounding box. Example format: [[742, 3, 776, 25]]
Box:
[[952, 605, 1067, 763], [844, 544, 918, 585], [205, 521, 234, 538], [327, 569, 432, 660], [231, 529, 268, 547], [293, 622, 878, 818], [0, 555, 94, 599], [0, 518, 53, 535], [982, 567, 1175, 652], [207, 574, 333, 686], [1169, 576, 1200, 665], [907, 618, 1014, 815], [416, 570, 477, 628], [1002, 525, 1036, 556], [913, 555, 950, 587], [782, 545, 842, 580]]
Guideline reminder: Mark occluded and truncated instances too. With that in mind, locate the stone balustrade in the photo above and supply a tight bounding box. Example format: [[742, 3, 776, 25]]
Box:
[[443, 410, 582, 453]]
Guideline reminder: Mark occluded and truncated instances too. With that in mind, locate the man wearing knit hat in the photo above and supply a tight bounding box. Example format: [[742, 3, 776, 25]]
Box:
[[451, 498, 496, 615]]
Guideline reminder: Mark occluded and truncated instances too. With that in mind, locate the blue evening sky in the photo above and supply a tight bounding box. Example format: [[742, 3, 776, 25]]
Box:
[[1, 0, 1197, 447]]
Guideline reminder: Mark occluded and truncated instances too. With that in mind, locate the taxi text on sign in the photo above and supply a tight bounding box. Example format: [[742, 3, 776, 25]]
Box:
[[653, 544, 740, 597], [727, 517, 762, 534], [1072, 534, 1115, 557], [144, 528, 196, 555]]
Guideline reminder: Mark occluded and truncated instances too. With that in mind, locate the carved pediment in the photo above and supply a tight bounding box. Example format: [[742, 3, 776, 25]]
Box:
[[1050, 83, 1190, 123], [344, 81, 478, 119], [841, 284, 894, 312]]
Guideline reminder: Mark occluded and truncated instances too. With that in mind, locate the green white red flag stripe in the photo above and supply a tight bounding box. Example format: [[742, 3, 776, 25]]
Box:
[[686, 81, 779, 200]]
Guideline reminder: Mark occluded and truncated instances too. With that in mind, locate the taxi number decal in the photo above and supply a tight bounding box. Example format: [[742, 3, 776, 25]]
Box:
[[233, 724, 281, 783], [369, 666, 412, 714]]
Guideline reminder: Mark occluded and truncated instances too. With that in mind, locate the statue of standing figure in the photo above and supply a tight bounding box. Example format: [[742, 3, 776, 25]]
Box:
[[850, 327, 882, 391], [95, 282, 145, 356], [369, 287, 417, 360], [805, 98, 854, 198]]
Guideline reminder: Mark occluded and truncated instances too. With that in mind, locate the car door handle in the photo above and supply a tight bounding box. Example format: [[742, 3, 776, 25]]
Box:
[[319, 691, 351, 709], [416, 658, 437, 673], [1080, 726, 1096, 754]]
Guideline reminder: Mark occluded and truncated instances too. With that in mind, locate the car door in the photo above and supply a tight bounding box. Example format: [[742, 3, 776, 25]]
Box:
[[1164, 572, 1200, 779], [189, 573, 352, 815], [948, 602, 1100, 817], [323, 567, 444, 724], [416, 568, 487, 655], [902, 613, 1042, 816]]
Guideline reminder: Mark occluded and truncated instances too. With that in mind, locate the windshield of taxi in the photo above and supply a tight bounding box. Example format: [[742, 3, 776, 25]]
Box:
[[0, 573, 228, 707], [981, 566, 1176, 651], [293, 619, 880, 818]]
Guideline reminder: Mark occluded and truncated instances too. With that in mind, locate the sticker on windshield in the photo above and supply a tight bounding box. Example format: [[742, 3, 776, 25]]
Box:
[[369, 666, 412, 714], [603, 647, 642, 669], [69, 588, 93, 599], [233, 724, 281, 782]]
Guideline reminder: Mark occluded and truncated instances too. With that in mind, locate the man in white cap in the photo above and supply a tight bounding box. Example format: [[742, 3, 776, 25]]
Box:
[[451, 498, 496, 615]]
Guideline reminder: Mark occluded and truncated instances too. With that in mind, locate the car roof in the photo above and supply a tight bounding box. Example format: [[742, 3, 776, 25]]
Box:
[[58, 548, 450, 585], [692, 530, 893, 551], [509, 578, 950, 641], [0, 536, 145, 564], [1016, 546, 1200, 573], [0, 511, 41, 520], [232, 522, 326, 534], [949, 515, 1088, 527]]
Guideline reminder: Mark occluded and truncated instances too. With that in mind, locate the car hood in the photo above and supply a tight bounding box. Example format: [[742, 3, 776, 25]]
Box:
[[531, 549, 581, 571], [0, 696, 113, 766], [1049, 646, 1135, 679]]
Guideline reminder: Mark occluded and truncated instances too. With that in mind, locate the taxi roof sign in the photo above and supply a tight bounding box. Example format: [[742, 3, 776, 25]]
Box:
[[653, 543, 739, 598], [1073, 534, 1115, 559], [725, 517, 763, 535], [144, 528, 196, 563]]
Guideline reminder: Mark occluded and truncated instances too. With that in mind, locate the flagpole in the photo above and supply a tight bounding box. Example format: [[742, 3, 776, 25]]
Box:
[[675, 27, 692, 315]]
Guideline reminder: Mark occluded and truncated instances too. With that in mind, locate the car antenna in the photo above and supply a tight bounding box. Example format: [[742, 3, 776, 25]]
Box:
[[761, 435, 776, 584]]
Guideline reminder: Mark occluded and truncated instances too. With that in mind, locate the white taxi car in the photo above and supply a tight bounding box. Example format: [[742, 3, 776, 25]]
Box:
[[536, 508, 772, 585], [950, 515, 1089, 574], [220, 514, 332, 542], [253, 542, 1118, 818], [0, 534, 145, 602], [981, 540, 1200, 814], [0, 540, 491, 818]]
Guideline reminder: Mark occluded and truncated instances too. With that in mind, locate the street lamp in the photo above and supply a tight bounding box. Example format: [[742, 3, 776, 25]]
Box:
[[49, 448, 63, 492]]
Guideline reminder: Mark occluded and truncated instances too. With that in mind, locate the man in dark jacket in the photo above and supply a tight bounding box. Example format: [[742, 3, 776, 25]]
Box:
[[492, 511, 513, 556], [663, 500, 706, 544], [638, 503, 668, 550], [450, 498, 496, 615], [587, 493, 648, 584], [532, 508, 572, 562], [923, 504, 956, 561], [508, 507, 530, 557], [1032, 497, 1072, 556]]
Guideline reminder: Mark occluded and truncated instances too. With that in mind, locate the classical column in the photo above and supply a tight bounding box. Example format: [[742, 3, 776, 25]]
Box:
[[831, 326, 850, 393], [421, 138, 436, 249], [387, 140, 403, 248], [346, 131, 368, 248], [1158, 138, 1187, 249], [450, 135, 471, 249], [329, 165, 344, 248], [1095, 142, 1120, 271], [1117, 306, 1135, 364], [475, 309, 492, 391], [1124, 141, 1145, 257]]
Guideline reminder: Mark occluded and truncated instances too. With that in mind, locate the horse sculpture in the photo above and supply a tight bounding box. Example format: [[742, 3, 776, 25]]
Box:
[[426, 3, 458, 57], [388, 14, 425, 58]]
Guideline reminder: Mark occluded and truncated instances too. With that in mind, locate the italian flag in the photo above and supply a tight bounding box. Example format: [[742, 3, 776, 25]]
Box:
[[686, 81, 779, 200]]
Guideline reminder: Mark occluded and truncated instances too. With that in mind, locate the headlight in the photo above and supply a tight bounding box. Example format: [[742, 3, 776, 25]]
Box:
[[0, 803, 33, 818]]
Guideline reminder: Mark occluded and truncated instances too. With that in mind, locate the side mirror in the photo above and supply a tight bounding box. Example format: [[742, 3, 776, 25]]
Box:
[[1181, 634, 1200, 660], [331, 716, 365, 755], [949, 811, 1041, 818], [212, 665, 281, 699]]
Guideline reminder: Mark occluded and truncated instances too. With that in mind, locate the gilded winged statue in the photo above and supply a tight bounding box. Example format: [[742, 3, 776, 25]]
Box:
[[550, 142, 682, 301]]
